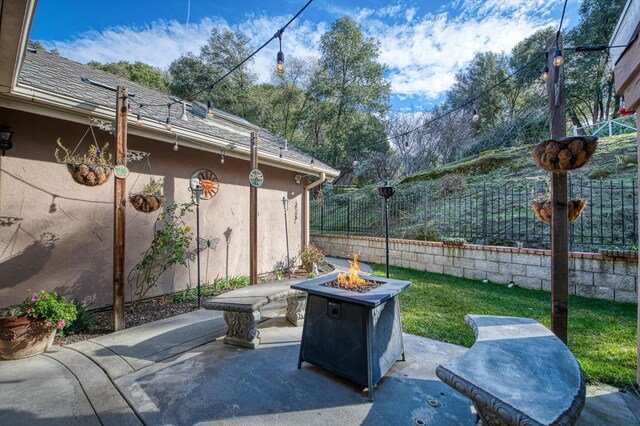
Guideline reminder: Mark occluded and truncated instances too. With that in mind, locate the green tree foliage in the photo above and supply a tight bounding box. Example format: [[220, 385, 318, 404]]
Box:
[[168, 28, 257, 118], [565, 0, 627, 128], [306, 17, 391, 177], [87, 60, 170, 93]]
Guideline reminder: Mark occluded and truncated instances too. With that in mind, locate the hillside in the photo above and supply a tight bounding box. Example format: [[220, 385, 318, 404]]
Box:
[[337, 133, 637, 201], [314, 133, 637, 251]]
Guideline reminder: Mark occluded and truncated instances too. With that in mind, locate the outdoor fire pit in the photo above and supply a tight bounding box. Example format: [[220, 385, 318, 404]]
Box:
[[292, 258, 411, 401]]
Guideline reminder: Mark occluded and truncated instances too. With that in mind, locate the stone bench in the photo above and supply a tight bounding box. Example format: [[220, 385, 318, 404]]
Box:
[[436, 315, 585, 426], [203, 281, 306, 349]]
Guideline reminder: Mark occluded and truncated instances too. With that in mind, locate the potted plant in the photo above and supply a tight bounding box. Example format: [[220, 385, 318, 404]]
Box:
[[0, 290, 77, 360], [55, 138, 113, 186], [129, 177, 165, 213]]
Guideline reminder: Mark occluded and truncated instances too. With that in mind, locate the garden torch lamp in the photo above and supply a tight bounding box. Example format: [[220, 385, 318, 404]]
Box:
[[194, 184, 202, 308], [282, 197, 291, 277], [377, 181, 395, 278]]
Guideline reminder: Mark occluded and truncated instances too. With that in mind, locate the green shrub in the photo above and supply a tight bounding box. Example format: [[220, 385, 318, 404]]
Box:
[[617, 155, 637, 168], [587, 166, 613, 179], [62, 301, 96, 335]]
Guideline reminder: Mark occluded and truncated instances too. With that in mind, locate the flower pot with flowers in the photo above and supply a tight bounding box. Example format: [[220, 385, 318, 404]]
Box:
[[0, 290, 77, 360], [55, 137, 113, 186], [300, 243, 324, 274], [129, 177, 165, 213]]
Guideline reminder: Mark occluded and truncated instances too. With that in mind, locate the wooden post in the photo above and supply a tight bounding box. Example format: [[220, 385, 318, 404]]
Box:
[[250, 132, 258, 285], [113, 86, 128, 331], [546, 37, 568, 343]]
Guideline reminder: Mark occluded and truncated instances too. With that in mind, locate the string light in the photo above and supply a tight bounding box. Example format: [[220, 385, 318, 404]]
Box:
[[471, 107, 480, 122], [173, 135, 179, 151], [207, 100, 214, 116], [136, 104, 142, 124], [220, 149, 225, 164], [164, 104, 172, 130], [276, 31, 285, 75], [404, 141, 410, 153], [553, 48, 564, 67], [279, 147, 283, 158]]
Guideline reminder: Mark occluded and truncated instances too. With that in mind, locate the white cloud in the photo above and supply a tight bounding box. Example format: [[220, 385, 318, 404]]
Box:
[[39, 1, 563, 104]]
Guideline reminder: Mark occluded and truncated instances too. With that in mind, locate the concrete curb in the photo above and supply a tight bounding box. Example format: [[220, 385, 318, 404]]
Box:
[[44, 347, 142, 425]]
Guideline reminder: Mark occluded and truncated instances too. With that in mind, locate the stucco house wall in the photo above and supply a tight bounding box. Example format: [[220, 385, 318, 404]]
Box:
[[0, 107, 306, 308]]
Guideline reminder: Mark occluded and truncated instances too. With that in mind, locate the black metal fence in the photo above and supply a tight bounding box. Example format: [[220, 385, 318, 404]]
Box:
[[310, 179, 638, 252]]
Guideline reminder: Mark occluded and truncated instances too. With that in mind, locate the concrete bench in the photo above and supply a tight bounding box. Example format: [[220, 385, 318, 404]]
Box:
[[203, 281, 306, 349], [436, 315, 585, 426]]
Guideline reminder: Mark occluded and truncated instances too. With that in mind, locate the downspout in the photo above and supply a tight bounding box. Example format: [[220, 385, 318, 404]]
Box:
[[303, 172, 326, 247]]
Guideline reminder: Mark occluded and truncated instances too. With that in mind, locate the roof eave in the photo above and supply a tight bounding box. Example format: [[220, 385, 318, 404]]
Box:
[[1, 84, 340, 178]]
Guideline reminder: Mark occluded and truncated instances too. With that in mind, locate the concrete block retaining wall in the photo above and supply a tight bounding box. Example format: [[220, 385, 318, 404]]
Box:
[[311, 234, 638, 304]]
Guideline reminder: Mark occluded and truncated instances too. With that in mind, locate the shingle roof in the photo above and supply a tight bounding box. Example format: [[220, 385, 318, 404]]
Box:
[[18, 49, 337, 174]]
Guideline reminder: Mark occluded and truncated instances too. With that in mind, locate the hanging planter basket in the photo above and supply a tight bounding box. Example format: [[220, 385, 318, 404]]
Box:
[[531, 136, 597, 172], [129, 193, 165, 213], [66, 162, 112, 186], [530, 199, 588, 223]]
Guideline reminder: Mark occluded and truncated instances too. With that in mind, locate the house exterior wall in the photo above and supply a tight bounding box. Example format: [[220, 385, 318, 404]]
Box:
[[0, 107, 304, 308], [311, 234, 638, 304]]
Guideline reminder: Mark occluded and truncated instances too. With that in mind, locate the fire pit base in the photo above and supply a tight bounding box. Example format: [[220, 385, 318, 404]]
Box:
[[293, 273, 411, 401]]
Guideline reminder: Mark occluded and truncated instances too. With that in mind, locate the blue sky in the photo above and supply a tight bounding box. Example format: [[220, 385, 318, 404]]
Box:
[[31, 1, 580, 111]]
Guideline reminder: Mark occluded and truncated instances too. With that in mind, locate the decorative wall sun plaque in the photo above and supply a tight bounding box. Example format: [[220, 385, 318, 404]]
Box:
[[189, 169, 219, 199]]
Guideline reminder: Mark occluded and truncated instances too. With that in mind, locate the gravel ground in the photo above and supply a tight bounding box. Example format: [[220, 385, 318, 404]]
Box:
[[55, 264, 334, 346]]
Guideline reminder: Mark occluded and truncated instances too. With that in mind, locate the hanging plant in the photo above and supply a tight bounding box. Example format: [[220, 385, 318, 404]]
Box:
[[129, 177, 165, 213], [531, 136, 597, 172], [54, 133, 113, 186], [530, 199, 588, 223]]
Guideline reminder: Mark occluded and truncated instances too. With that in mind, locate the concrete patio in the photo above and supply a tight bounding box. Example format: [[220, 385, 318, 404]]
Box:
[[1, 303, 639, 425]]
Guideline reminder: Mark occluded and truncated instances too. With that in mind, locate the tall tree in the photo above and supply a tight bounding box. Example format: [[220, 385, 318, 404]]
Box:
[[168, 28, 257, 118], [565, 0, 627, 127], [308, 17, 391, 176]]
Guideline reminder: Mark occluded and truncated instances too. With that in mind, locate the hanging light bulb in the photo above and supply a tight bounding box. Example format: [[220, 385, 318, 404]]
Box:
[[404, 141, 410, 153], [165, 104, 172, 130], [173, 135, 179, 151], [279, 147, 283, 158], [276, 33, 285, 74], [542, 65, 550, 81], [553, 48, 563, 67], [207, 100, 214, 116], [352, 159, 359, 167], [220, 149, 225, 164], [136, 112, 142, 124], [472, 108, 480, 122]]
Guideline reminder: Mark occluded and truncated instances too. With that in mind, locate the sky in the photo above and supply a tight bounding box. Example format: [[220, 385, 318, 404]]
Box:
[[30, 0, 581, 111]]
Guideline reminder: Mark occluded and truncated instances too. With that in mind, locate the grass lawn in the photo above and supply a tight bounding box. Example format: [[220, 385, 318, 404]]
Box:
[[370, 265, 638, 390]]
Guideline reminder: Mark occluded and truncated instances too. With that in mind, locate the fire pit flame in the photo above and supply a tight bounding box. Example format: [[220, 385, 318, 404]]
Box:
[[337, 254, 365, 287]]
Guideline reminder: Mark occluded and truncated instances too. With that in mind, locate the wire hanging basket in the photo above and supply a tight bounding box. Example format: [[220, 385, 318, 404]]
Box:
[[531, 136, 597, 172]]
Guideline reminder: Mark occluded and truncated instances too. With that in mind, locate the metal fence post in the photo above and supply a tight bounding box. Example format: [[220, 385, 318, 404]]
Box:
[[424, 188, 429, 241], [347, 199, 351, 236], [482, 181, 488, 245], [320, 203, 325, 234]]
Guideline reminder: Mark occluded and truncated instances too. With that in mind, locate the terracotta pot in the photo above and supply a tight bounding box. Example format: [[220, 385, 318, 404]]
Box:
[[66, 162, 111, 186], [0, 316, 55, 360], [530, 199, 588, 223], [531, 136, 597, 171], [129, 194, 165, 213]]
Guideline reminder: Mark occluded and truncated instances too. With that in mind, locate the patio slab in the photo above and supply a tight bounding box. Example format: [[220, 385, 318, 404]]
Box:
[[114, 317, 476, 425]]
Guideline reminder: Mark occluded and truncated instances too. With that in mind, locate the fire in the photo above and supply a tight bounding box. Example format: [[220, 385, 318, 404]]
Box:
[[337, 254, 366, 287]]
